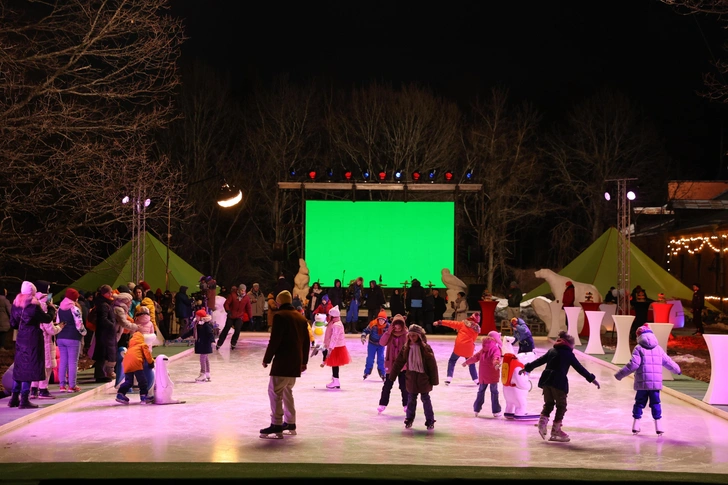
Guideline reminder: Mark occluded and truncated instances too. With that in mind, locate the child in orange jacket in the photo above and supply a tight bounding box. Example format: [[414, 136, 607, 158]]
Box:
[[434, 312, 480, 385], [115, 331, 155, 404]]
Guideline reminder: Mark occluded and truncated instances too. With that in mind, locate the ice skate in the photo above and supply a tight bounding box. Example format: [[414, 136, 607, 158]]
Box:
[[403, 406, 408, 414], [326, 378, 340, 389], [194, 373, 206, 382], [549, 421, 570, 442], [204, 373, 211, 382], [493, 412, 502, 418], [378, 369, 385, 381], [282, 422, 297, 436], [473, 379, 479, 385], [377, 405, 386, 414], [115, 393, 129, 405], [655, 419, 664, 435], [259, 424, 284, 439], [404, 419, 413, 429], [504, 412, 515, 420], [18, 394, 38, 409], [363, 373, 369, 380], [632, 418, 641, 434], [474, 412, 479, 417], [7, 393, 19, 408], [444, 377, 451, 386], [538, 415, 549, 440], [426, 420, 436, 430]]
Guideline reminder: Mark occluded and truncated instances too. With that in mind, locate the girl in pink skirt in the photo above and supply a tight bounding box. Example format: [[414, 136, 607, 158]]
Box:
[[323, 305, 351, 389]]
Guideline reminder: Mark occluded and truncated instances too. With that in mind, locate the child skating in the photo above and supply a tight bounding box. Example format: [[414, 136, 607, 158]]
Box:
[[189, 309, 214, 382], [115, 330, 155, 404], [522, 331, 600, 442], [361, 310, 389, 380], [377, 314, 409, 414], [511, 317, 535, 354], [464, 330, 503, 418], [614, 325, 681, 435], [434, 313, 480, 385], [322, 305, 351, 389], [389, 324, 439, 430]]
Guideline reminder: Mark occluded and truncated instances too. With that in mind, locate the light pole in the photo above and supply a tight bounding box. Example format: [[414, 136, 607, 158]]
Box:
[[605, 178, 637, 316], [122, 189, 151, 285]]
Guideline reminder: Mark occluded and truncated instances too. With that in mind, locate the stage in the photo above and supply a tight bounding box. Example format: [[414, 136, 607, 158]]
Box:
[[1, 335, 727, 483]]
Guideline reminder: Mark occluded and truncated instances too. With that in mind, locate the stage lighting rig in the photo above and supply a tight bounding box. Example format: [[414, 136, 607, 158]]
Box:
[[307, 169, 317, 181], [394, 169, 404, 182], [465, 169, 474, 180], [444, 170, 454, 182], [363, 169, 371, 181], [412, 170, 421, 182], [378, 170, 387, 181], [344, 170, 353, 181], [427, 169, 437, 182]]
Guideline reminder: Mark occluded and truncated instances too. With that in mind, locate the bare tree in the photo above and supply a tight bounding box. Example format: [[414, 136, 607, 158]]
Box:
[[0, 0, 185, 274], [461, 87, 547, 290], [545, 88, 670, 264]]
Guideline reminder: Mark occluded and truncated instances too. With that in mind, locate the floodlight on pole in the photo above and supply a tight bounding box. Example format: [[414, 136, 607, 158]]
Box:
[[604, 192, 611, 201], [217, 183, 243, 208], [122, 196, 130, 204], [627, 190, 636, 201]]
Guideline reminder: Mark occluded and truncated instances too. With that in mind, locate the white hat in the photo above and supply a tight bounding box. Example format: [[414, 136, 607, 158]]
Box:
[[329, 305, 340, 318], [21, 281, 37, 295]]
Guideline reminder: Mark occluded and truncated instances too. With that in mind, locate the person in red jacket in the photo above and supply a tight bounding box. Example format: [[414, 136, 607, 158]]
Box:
[[562, 281, 575, 308], [217, 284, 252, 351], [434, 313, 480, 385]]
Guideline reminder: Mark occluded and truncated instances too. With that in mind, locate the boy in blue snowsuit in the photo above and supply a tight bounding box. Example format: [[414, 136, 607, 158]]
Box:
[[511, 317, 535, 353], [361, 310, 389, 381]]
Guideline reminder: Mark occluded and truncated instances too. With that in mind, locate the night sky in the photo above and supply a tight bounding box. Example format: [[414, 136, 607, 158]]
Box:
[[171, 0, 728, 179]]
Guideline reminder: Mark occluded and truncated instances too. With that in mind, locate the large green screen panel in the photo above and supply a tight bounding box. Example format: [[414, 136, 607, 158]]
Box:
[[305, 201, 454, 288]]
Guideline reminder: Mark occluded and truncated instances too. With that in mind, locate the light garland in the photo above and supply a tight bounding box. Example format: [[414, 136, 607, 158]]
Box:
[[666, 234, 728, 273]]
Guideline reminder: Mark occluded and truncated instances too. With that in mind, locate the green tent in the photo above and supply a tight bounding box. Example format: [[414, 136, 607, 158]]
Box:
[[63, 232, 204, 295], [524, 227, 712, 309]]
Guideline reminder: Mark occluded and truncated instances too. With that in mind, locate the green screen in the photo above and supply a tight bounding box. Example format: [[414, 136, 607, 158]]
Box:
[[305, 201, 454, 288]]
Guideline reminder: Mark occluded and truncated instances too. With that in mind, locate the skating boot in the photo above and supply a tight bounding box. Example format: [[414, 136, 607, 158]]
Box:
[[632, 418, 641, 434], [205, 373, 211, 382], [426, 420, 436, 430], [259, 424, 284, 439], [195, 373, 206, 382], [493, 412, 502, 418], [403, 406, 408, 414], [378, 369, 385, 381], [18, 393, 39, 409], [474, 412, 479, 417], [537, 415, 549, 440], [282, 422, 297, 436], [326, 378, 340, 389], [655, 419, 664, 435], [549, 421, 570, 442], [115, 393, 130, 404], [444, 377, 451, 386], [404, 419, 413, 429], [363, 373, 369, 380], [7, 392, 20, 408], [377, 405, 386, 414]]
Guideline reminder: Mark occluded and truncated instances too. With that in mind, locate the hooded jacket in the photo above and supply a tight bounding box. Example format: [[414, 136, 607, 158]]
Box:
[[380, 316, 408, 373], [465, 333, 502, 384], [141, 297, 158, 331], [439, 319, 479, 358], [122, 331, 154, 373], [390, 338, 439, 394], [10, 293, 53, 382], [362, 311, 389, 345], [512, 318, 535, 353], [614, 329, 681, 390], [134, 308, 155, 335], [524, 339, 596, 393]]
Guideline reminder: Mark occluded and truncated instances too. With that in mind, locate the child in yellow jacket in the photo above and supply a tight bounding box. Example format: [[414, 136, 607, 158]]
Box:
[[115, 331, 155, 404]]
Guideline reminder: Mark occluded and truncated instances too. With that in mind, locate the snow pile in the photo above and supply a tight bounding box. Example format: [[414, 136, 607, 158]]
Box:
[[672, 354, 707, 365]]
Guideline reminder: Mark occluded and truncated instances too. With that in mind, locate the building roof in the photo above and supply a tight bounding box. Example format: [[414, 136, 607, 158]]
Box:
[[668, 181, 728, 201]]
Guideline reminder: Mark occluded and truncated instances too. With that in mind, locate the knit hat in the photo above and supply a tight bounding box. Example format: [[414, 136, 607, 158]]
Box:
[[114, 292, 132, 306], [35, 280, 51, 295], [391, 314, 406, 327], [117, 284, 131, 295], [377, 310, 387, 320], [138, 281, 151, 292], [468, 313, 481, 324], [487, 330, 503, 346], [407, 324, 427, 343], [277, 290, 292, 305], [329, 305, 340, 318], [21, 281, 37, 295], [322, 294, 329, 303], [195, 309, 207, 319], [636, 326, 652, 338], [565, 281, 573, 287], [65, 288, 80, 302], [135, 306, 150, 316], [239, 284, 247, 292]]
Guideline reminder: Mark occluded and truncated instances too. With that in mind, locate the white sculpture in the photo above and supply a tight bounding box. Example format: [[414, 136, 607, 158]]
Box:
[[153, 354, 185, 405], [501, 352, 539, 420], [293, 258, 310, 302], [441, 268, 467, 307], [212, 295, 228, 336], [534, 269, 602, 332]]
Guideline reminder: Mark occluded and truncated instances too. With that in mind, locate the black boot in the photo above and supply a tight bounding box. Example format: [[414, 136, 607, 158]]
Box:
[[19, 393, 39, 409], [30, 387, 38, 399], [7, 392, 20, 408]]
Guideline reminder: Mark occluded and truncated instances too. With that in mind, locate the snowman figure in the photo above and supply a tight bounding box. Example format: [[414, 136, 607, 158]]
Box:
[[501, 351, 540, 420], [310, 313, 328, 358]]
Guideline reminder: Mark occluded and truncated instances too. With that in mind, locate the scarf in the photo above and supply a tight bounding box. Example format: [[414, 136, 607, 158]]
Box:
[[371, 319, 387, 336], [554, 338, 574, 349], [407, 342, 425, 373]]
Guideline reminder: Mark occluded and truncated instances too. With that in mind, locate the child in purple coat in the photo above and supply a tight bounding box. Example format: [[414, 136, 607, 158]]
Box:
[[614, 325, 681, 435]]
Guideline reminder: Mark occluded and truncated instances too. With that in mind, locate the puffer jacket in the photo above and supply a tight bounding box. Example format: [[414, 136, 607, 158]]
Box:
[[615, 330, 681, 390], [464, 335, 502, 384], [362, 315, 389, 345], [122, 331, 154, 373], [439, 319, 479, 358], [323, 319, 346, 349], [512, 319, 534, 353], [141, 297, 158, 331]]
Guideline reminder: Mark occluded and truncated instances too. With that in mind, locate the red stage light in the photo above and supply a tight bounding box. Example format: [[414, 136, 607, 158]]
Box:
[[308, 170, 317, 180], [445, 171, 453, 181], [412, 171, 421, 181], [378, 171, 386, 181], [344, 171, 352, 180]]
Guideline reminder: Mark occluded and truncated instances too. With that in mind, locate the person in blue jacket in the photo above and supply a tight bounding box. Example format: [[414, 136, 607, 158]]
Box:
[[510, 317, 534, 353], [361, 310, 389, 381]]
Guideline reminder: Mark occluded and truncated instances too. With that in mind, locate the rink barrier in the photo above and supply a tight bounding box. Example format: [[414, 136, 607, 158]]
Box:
[[0, 347, 196, 436]]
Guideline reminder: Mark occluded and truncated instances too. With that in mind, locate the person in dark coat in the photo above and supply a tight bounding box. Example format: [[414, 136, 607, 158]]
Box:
[[275, 272, 293, 295], [0, 287, 12, 350], [423, 290, 435, 335], [432, 289, 447, 323], [604, 287, 617, 304], [523, 331, 600, 442], [389, 288, 406, 319], [92, 285, 117, 382], [175, 286, 192, 337], [406, 279, 426, 326], [328, 279, 344, 309], [630, 289, 654, 341], [259, 290, 310, 438], [182, 309, 214, 382], [8, 281, 53, 409], [691, 283, 705, 335], [364, 280, 386, 323]]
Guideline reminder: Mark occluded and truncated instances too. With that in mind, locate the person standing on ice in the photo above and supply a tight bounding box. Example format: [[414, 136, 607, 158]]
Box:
[[434, 313, 480, 385], [521, 331, 600, 442], [377, 314, 409, 414], [260, 291, 310, 439], [321, 305, 350, 389], [614, 325, 681, 435], [464, 330, 503, 418], [510, 317, 535, 354], [361, 310, 389, 381]]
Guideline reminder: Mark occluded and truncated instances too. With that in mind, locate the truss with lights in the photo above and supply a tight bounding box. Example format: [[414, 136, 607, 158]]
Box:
[[289, 167, 475, 184]]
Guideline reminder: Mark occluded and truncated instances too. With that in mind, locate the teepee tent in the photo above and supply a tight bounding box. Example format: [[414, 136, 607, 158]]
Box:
[[64, 232, 203, 295], [524, 227, 707, 308]]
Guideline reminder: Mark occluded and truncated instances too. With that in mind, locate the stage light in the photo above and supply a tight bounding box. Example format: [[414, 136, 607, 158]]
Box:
[[427, 169, 437, 182], [289, 167, 298, 178], [604, 192, 611, 201], [627, 190, 636, 201], [326, 168, 334, 181], [412, 170, 421, 182], [394, 169, 403, 182], [378, 170, 387, 181], [217, 183, 243, 208], [144, 198, 151, 207], [344, 170, 353, 181], [307, 169, 317, 181], [465, 169, 474, 180], [444, 170, 453, 182], [363, 169, 370, 181], [122, 196, 130, 204]]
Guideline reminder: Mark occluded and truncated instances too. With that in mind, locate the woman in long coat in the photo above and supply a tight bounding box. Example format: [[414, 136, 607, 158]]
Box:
[[92, 285, 117, 382], [8, 281, 53, 409]]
